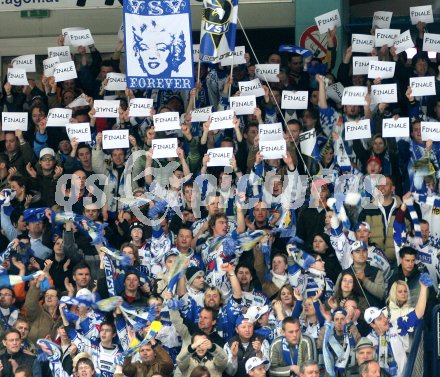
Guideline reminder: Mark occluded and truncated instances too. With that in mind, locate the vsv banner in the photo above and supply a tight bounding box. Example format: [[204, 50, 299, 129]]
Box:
[[199, 0, 239, 63], [124, 0, 195, 90]]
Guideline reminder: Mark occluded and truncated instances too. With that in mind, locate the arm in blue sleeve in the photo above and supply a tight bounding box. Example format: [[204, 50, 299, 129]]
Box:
[[33, 131, 48, 158], [292, 299, 303, 318], [314, 301, 325, 326], [409, 102, 420, 120]]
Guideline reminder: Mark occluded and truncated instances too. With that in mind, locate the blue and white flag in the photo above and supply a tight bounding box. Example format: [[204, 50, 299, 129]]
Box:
[[299, 129, 322, 176], [199, 0, 239, 63], [124, 0, 194, 90]]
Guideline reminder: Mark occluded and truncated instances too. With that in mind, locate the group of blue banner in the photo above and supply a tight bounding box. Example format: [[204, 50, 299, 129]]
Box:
[[123, 0, 239, 90]]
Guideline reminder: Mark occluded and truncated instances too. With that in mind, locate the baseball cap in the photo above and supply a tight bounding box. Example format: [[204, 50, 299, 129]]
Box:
[[236, 315, 252, 327], [350, 240, 368, 253], [355, 222, 370, 231], [354, 337, 376, 352], [76, 288, 92, 297], [245, 305, 270, 323], [129, 221, 146, 233], [72, 352, 92, 368], [245, 357, 269, 373], [39, 147, 55, 159], [164, 249, 180, 261], [367, 156, 382, 166], [364, 306, 386, 324]]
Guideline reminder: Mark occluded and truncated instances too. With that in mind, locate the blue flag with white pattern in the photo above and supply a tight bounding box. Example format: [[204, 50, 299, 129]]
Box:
[[199, 0, 239, 63], [124, 0, 195, 90]]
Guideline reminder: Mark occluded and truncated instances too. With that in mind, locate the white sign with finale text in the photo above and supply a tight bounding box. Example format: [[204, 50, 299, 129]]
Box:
[[1, 112, 28, 131], [152, 138, 179, 158], [66, 123, 91, 142], [344, 119, 371, 141], [102, 130, 130, 149], [207, 147, 233, 167], [421, 122, 440, 141], [382, 117, 410, 138], [259, 140, 286, 159]]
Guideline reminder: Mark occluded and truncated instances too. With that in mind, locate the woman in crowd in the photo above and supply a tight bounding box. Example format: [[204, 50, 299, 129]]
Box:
[[329, 271, 369, 314]]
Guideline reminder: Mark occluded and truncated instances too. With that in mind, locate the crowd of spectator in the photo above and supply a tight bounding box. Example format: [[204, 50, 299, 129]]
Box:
[[0, 10, 439, 377]]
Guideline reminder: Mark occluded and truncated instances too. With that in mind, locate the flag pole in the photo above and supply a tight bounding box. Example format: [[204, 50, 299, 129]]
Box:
[[196, 62, 202, 109], [229, 54, 234, 99]]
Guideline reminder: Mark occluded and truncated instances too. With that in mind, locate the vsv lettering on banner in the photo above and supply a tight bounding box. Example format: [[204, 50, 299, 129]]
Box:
[[199, 0, 239, 63], [124, 0, 195, 90]]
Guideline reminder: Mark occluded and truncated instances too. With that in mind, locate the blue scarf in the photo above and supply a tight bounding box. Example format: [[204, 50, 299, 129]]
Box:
[[103, 254, 115, 296], [281, 336, 300, 366]]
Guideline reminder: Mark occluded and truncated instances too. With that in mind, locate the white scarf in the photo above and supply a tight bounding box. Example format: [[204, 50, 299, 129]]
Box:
[[271, 271, 288, 289]]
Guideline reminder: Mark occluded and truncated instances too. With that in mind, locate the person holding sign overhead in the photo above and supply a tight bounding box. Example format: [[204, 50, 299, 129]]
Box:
[[91, 132, 132, 220], [397, 115, 439, 193], [317, 74, 372, 164]]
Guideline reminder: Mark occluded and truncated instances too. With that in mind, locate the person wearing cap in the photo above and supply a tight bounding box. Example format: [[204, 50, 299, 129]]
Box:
[[330, 219, 391, 282], [23, 273, 61, 343], [120, 270, 149, 307], [318, 307, 361, 374], [270, 316, 317, 377], [334, 241, 385, 307], [60, 301, 122, 377], [353, 135, 401, 192], [245, 356, 269, 377], [246, 305, 274, 344], [169, 269, 242, 344], [25, 147, 63, 207], [128, 221, 148, 257], [55, 138, 73, 165], [177, 266, 205, 313], [66, 287, 105, 343], [287, 244, 334, 302], [156, 249, 179, 297], [365, 156, 382, 176], [358, 176, 404, 264], [343, 337, 390, 377], [364, 273, 432, 377], [223, 315, 270, 376]]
